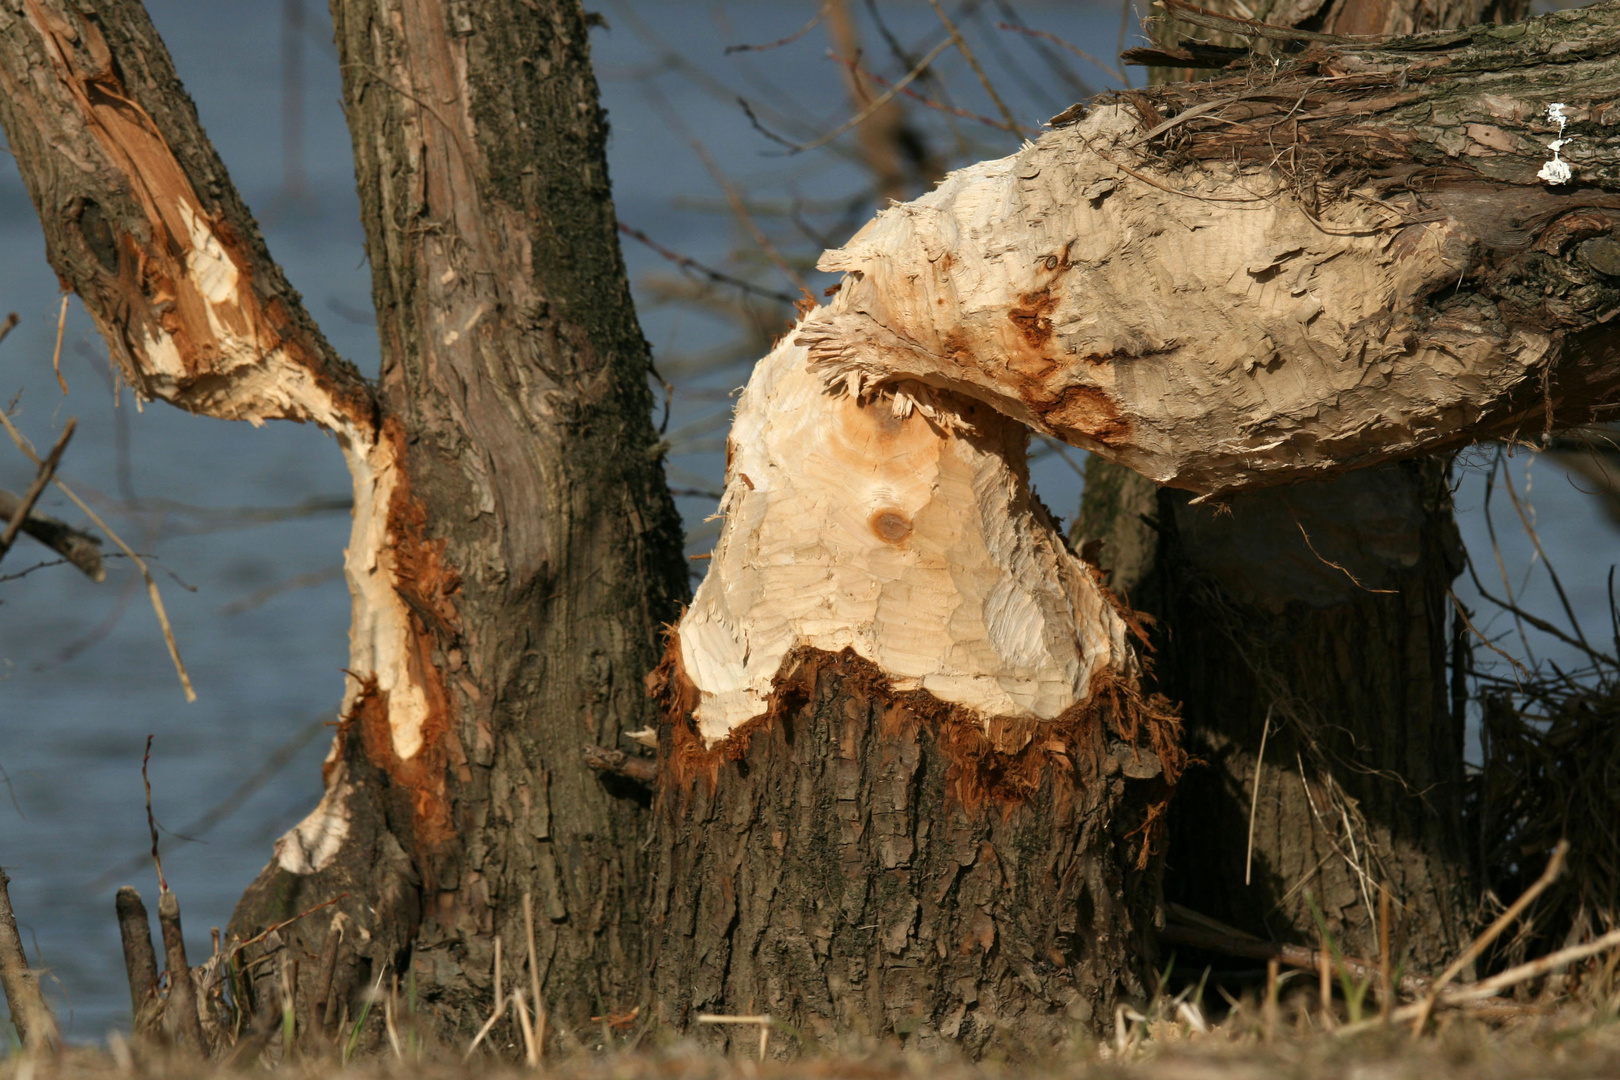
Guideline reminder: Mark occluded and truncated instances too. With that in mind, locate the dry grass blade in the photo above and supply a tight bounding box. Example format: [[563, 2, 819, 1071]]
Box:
[[1244, 704, 1270, 887], [523, 893, 544, 1062], [697, 1014, 773, 1061], [0, 407, 195, 701], [50, 295, 67, 395], [511, 990, 538, 1067], [1409, 840, 1568, 1035], [1440, 926, 1620, 1004]]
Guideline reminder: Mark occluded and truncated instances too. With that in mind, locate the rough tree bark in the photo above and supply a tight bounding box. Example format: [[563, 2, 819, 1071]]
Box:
[[0, 0, 685, 1045], [1077, 0, 1517, 966], [1077, 459, 1473, 965]]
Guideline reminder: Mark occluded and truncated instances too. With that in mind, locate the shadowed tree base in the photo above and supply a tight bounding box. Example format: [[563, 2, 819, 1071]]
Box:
[[647, 647, 1182, 1057]]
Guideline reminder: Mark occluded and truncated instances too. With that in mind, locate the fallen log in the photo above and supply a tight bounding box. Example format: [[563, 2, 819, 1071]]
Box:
[[801, 2, 1620, 495]]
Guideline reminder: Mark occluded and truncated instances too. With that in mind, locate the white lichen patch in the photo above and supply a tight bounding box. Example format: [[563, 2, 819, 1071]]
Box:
[[1539, 102, 1575, 185]]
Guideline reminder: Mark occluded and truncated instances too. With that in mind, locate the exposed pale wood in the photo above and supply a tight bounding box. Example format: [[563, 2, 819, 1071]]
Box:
[[802, 3, 1620, 495], [679, 310, 1133, 739]]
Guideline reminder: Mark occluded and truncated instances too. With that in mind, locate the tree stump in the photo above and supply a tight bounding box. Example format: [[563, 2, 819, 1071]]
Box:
[[648, 647, 1179, 1056]]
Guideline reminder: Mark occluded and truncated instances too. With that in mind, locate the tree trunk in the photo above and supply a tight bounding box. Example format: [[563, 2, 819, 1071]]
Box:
[[0, 0, 686, 1047], [649, 647, 1176, 1057], [1076, 460, 1472, 964], [647, 313, 1185, 1051], [1071, 0, 1519, 969]]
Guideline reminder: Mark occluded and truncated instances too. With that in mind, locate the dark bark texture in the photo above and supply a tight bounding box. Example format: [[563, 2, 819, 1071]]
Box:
[[1078, 460, 1472, 964], [647, 648, 1182, 1056], [230, 0, 688, 1041], [0, 0, 685, 1049]]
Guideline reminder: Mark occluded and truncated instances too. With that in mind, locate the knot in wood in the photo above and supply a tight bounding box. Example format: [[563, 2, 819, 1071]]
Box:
[[870, 509, 913, 543]]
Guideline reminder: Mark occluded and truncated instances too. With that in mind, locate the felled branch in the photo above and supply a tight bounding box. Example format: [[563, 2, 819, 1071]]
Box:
[[805, 1, 1620, 495]]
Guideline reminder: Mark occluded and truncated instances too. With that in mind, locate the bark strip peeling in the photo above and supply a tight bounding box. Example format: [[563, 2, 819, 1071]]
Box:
[[680, 310, 1134, 740], [804, 2, 1620, 496], [0, 1, 443, 857]]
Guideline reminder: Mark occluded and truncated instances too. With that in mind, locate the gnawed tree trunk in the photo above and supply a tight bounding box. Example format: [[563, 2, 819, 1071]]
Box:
[[802, 4, 1620, 495], [0, 0, 685, 1046], [650, 320, 1184, 1051], [658, 0, 1620, 1044], [1075, 0, 1508, 968]]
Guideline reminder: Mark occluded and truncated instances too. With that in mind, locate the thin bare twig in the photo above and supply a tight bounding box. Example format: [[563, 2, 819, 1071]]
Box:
[[1450, 589, 1532, 685], [829, 52, 1015, 130], [1287, 502, 1398, 594], [51, 295, 68, 396], [0, 418, 74, 567], [231, 894, 349, 956], [644, 92, 812, 297], [1500, 457, 1595, 656], [725, 3, 829, 54], [997, 20, 1124, 82], [927, 0, 1027, 136], [618, 222, 798, 305], [1468, 575, 1618, 668], [0, 407, 195, 700], [787, 36, 956, 155]]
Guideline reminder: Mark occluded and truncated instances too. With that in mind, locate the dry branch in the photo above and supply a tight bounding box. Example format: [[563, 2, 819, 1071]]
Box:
[[582, 745, 658, 785], [0, 866, 55, 1052], [803, 1, 1620, 495], [0, 486, 104, 581], [114, 886, 158, 1028], [0, 419, 74, 567], [1161, 908, 1433, 997]]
